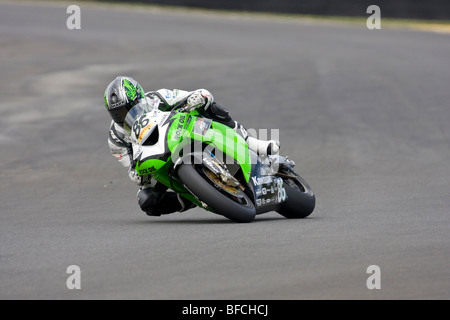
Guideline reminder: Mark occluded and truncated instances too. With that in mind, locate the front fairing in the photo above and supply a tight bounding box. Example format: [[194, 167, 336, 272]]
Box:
[[122, 98, 158, 137], [133, 109, 173, 175]]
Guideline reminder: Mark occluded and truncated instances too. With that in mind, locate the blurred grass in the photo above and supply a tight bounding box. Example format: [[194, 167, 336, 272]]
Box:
[[5, 0, 450, 34]]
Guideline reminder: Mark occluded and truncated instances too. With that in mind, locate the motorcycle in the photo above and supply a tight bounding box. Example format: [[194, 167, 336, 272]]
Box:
[[124, 100, 315, 223]]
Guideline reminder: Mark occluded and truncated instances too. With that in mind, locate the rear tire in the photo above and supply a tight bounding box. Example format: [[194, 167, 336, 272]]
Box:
[[177, 164, 256, 223], [277, 174, 315, 219]]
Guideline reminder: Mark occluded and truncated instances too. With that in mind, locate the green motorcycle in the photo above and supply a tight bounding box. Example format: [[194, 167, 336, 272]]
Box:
[[124, 101, 315, 223]]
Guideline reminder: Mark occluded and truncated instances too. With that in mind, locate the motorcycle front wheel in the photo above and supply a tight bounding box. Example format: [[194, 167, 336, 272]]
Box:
[[177, 164, 256, 223]]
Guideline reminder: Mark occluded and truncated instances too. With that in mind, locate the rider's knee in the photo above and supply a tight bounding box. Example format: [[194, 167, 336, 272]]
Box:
[[137, 187, 164, 212]]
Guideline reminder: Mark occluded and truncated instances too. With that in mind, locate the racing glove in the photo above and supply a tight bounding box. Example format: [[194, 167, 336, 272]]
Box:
[[185, 91, 212, 112], [128, 167, 151, 186], [128, 167, 142, 185]]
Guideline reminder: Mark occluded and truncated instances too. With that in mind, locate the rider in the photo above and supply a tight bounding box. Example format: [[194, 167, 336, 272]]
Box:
[[104, 76, 280, 216]]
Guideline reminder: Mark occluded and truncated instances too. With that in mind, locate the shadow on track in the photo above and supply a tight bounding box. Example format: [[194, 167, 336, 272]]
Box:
[[115, 215, 319, 225]]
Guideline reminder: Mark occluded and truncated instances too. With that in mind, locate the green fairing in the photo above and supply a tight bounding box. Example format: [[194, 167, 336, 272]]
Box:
[[192, 120, 252, 183], [167, 112, 189, 152], [136, 159, 167, 176], [166, 112, 252, 183], [134, 110, 252, 207]]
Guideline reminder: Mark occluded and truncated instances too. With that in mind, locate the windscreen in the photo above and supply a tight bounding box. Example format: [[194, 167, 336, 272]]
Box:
[[123, 99, 154, 136]]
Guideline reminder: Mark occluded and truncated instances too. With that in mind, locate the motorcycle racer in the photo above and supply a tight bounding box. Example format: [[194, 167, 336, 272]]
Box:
[[104, 76, 280, 216]]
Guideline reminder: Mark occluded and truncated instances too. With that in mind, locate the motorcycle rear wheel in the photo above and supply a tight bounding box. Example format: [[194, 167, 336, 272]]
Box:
[[277, 173, 315, 219]]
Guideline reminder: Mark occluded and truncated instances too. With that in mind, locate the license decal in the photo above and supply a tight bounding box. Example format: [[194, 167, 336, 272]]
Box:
[[193, 118, 212, 136]]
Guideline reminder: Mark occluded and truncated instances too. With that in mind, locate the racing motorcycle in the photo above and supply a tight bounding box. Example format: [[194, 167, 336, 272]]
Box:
[[125, 100, 315, 223]]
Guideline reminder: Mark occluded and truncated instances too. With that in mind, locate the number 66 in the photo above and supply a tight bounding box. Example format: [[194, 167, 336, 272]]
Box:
[[277, 178, 287, 203]]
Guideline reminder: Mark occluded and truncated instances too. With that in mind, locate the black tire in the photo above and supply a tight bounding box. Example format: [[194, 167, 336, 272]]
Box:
[[277, 174, 315, 219], [177, 164, 256, 223]]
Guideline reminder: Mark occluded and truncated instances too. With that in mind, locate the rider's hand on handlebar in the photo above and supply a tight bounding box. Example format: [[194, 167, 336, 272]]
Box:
[[128, 167, 142, 184], [128, 167, 152, 186], [185, 92, 205, 112]]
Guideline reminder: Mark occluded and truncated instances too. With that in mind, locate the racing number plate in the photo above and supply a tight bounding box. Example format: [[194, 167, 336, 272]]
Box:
[[253, 177, 287, 207]]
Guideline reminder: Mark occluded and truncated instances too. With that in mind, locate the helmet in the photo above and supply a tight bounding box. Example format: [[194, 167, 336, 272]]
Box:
[[104, 76, 146, 127]]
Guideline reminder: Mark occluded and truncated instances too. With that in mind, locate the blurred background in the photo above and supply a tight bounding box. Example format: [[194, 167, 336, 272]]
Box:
[[0, 0, 449, 300], [95, 0, 450, 20]]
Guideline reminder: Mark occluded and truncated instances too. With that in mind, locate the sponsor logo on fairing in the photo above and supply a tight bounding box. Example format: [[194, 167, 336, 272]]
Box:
[[138, 122, 155, 143], [138, 166, 157, 175], [251, 176, 273, 186], [193, 118, 212, 136]]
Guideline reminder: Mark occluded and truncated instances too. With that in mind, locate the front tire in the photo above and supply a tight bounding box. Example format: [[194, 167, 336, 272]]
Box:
[[177, 164, 256, 223]]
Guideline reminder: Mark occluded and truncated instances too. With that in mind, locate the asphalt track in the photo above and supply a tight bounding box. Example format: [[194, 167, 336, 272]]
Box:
[[0, 1, 449, 300]]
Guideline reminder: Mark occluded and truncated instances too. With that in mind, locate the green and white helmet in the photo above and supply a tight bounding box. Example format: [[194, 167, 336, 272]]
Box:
[[104, 76, 146, 127]]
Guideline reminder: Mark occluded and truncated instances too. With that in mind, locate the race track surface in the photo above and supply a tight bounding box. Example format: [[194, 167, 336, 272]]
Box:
[[0, 1, 449, 299]]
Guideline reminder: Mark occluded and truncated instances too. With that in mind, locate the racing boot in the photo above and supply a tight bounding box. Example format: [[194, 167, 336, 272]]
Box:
[[233, 122, 280, 157]]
